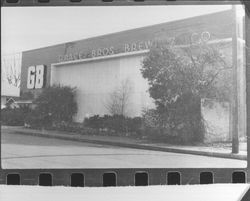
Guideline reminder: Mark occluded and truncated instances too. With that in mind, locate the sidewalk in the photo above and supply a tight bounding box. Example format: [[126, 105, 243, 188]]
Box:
[[3, 126, 247, 160]]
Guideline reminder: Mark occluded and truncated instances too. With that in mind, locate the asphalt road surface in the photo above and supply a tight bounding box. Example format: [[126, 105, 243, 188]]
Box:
[[1, 131, 247, 169]]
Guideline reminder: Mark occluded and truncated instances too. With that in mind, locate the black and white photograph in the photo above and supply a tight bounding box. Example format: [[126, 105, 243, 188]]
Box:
[[1, 4, 247, 169]]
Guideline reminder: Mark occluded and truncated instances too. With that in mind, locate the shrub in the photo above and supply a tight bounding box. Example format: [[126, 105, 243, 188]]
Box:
[[84, 115, 143, 135], [34, 85, 77, 124], [104, 115, 127, 132], [51, 121, 97, 135], [25, 85, 78, 128], [24, 110, 52, 129], [141, 108, 203, 145], [1, 107, 30, 126], [126, 117, 143, 134], [84, 115, 104, 129]]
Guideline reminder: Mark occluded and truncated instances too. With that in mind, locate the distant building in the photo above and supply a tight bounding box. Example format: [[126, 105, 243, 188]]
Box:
[[1, 81, 20, 109]]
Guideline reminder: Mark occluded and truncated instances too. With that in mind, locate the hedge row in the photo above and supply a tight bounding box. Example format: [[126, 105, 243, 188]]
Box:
[[84, 115, 143, 134], [1, 107, 30, 126], [2, 107, 201, 144]]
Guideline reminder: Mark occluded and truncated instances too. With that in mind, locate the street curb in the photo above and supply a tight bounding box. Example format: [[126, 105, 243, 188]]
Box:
[[15, 130, 247, 161]]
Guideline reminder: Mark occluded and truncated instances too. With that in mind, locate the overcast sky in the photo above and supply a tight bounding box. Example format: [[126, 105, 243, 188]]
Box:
[[1, 5, 232, 56]]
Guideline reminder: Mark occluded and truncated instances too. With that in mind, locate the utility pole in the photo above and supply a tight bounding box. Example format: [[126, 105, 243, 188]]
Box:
[[232, 5, 239, 154]]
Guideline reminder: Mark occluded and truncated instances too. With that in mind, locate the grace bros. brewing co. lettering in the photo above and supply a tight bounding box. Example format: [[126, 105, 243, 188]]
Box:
[[57, 31, 210, 63], [58, 40, 153, 63]]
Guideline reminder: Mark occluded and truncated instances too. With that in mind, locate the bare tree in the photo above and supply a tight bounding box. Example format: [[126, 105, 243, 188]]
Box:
[[2, 53, 21, 88], [106, 79, 133, 116]]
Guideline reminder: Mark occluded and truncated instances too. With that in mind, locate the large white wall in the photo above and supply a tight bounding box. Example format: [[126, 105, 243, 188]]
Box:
[[52, 54, 154, 122]]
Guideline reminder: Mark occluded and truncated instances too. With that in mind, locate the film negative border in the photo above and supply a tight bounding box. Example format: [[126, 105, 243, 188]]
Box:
[[0, 0, 247, 7], [0, 0, 250, 186], [0, 168, 248, 186]]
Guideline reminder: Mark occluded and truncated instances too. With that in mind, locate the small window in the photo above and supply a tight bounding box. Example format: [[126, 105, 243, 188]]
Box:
[[200, 172, 213, 184], [232, 171, 246, 183], [6, 0, 19, 3], [103, 173, 117, 187], [167, 172, 181, 185], [71, 173, 84, 187], [7, 174, 20, 185], [39, 173, 52, 186], [38, 0, 50, 3], [135, 172, 148, 186]]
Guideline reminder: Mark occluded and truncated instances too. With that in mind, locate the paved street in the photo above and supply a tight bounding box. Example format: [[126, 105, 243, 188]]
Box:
[[1, 130, 247, 169]]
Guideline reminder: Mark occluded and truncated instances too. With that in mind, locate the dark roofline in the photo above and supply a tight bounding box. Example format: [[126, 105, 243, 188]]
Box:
[[22, 9, 232, 53]]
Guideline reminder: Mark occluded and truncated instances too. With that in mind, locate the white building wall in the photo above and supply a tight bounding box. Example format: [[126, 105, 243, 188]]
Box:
[[1, 97, 7, 109], [52, 54, 154, 122], [201, 100, 230, 142], [119, 55, 155, 116]]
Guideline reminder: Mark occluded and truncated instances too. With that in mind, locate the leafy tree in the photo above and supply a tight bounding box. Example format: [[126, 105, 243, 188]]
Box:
[[33, 85, 77, 126], [141, 40, 231, 143]]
